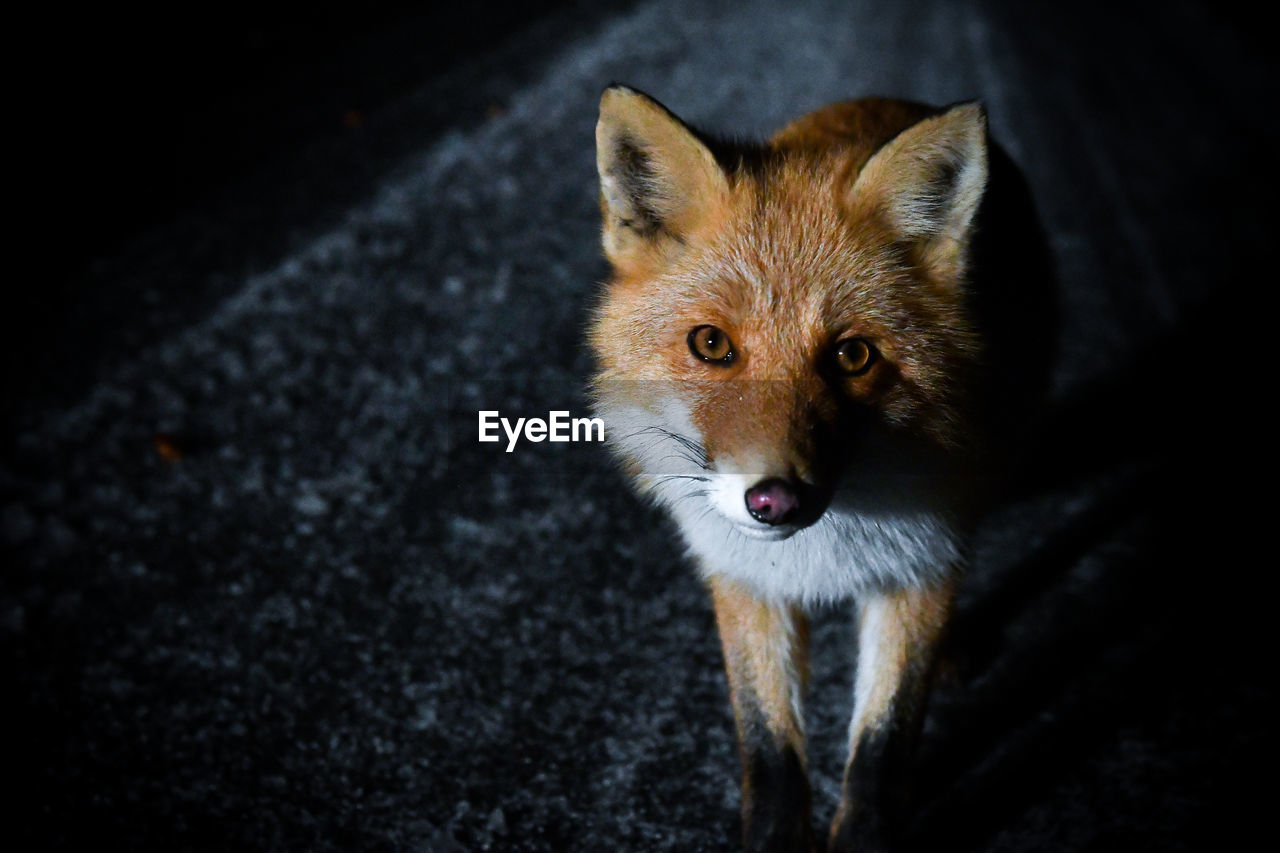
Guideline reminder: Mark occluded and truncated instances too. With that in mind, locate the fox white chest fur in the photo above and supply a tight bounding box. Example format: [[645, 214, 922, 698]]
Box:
[[597, 394, 964, 604], [588, 85, 994, 852]]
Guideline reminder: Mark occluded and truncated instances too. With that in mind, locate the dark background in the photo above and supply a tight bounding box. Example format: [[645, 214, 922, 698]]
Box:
[[4, 1, 1272, 850]]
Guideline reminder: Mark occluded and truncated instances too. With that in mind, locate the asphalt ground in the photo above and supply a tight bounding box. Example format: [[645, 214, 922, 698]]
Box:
[[4, 2, 1271, 849]]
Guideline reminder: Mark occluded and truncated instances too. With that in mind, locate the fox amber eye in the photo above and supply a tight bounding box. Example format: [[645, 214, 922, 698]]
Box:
[[688, 325, 736, 365], [833, 337, 875, 376]]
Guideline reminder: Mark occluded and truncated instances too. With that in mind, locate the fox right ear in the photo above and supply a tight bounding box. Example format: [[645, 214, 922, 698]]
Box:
[[848, 102, 989, 287], [596, 86, 729, 272]]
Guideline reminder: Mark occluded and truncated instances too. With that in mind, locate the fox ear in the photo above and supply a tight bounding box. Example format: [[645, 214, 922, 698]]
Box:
[[849, 102, 988, 285], [596, 85, 729, 271]]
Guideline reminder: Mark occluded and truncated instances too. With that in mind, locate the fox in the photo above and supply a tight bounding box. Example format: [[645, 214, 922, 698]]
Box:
[[588, 84, 1047, 851]]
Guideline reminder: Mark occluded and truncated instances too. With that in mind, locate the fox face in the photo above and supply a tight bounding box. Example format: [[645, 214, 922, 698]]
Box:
[[590, 87, 989, 605]]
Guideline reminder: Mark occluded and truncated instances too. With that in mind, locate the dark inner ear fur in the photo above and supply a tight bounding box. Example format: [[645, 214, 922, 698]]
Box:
[[596, 87, 732, 268], [922, 159, 961, 228], [610, 134, 661, 237], [846, 103, 989, 285]]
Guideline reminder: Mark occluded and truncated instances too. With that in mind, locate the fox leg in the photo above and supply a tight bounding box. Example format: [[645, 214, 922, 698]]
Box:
[[710, 576, 815, 853], [828, 579, 955, 853]]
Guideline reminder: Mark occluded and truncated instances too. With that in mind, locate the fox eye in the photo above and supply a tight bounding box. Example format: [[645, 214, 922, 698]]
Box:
[[833, 337, 876, 376], [688, 325, 736, 365]]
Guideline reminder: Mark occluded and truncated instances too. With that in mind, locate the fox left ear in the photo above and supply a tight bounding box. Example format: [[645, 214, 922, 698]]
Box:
[[848, 102, 988, 286], [596, 85, 730, 273]]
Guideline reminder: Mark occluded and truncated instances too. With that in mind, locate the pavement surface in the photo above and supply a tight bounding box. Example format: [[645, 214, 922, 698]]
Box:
[[4, 1, 1271, 850]]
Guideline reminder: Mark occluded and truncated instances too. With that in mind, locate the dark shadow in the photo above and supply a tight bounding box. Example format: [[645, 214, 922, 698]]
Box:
[[967, 139, 1060, 477], [900, 283, 1255, 850]]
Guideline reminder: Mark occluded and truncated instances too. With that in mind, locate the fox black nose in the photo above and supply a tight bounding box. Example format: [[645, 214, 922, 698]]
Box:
[[745, 479, 800, 525]]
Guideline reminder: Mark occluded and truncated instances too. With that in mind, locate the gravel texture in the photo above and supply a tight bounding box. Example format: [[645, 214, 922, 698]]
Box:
[[4, 2, 1269, 850]]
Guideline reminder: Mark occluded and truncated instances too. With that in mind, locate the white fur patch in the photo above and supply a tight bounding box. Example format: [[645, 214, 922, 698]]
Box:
[[849, 598, 888, 739], [674, 493, 959, 605], [595, 386, 964, 606]]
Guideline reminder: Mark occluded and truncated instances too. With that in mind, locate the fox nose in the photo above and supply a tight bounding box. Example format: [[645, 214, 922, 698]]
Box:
[[745, 478, 800, 525]]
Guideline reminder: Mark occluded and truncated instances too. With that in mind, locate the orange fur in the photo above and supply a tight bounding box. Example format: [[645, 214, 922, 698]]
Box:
[[590, 85, 994, 850], [711, 575, 810, 755], [847, 580, 953, 739], [592, 92, 985, 459]]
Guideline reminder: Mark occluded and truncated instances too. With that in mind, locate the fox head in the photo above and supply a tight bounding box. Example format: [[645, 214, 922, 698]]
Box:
[[589, 86, 987, 548]]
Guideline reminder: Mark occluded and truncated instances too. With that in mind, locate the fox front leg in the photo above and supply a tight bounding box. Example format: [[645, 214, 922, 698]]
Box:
[[710, 576, 816, 853], [828, 580, 954, 853]]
